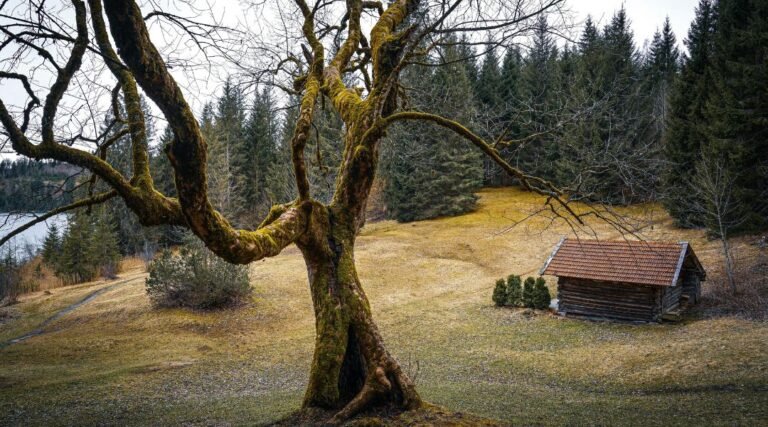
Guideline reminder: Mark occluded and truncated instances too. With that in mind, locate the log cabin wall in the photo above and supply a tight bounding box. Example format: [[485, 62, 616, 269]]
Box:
[[681, 271, 701, 303], [557, 278, 663, 322], [662, 285, 683, 312]]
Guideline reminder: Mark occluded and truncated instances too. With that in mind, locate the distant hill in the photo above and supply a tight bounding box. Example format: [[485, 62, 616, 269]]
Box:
[[0, 159, 80, 212]]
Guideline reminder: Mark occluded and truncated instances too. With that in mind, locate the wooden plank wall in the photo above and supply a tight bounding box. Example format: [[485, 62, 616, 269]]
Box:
[[557, 278, 662, 322]]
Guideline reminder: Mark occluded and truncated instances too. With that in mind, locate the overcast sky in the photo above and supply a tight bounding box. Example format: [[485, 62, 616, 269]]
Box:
[[573, 0, 698, 49]]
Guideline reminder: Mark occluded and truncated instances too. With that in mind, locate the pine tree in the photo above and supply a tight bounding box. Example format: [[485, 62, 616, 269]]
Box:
[[663, 0, 718, 227]]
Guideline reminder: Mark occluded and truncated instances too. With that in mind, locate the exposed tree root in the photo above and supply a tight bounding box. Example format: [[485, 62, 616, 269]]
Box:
[[271, 402, 504, 426]]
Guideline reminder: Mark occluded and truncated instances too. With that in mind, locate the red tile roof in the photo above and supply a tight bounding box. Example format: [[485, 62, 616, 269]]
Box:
[[540, 238, 698, 287]]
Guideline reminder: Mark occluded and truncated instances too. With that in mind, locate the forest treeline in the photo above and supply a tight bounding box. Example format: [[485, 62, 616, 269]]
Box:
[[0, 160, 78, 212], [2, 0, 766, 260]]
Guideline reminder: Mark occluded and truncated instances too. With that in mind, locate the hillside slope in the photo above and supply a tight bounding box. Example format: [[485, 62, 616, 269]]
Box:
[[1, 188, 766, 426]]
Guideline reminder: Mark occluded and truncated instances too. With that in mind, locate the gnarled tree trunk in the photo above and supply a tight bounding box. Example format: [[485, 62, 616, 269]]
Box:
[[296, 189, 420, 423]]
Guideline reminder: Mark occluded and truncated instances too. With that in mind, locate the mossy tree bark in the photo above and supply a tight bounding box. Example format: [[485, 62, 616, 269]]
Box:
[[297, 203, 420, 420]]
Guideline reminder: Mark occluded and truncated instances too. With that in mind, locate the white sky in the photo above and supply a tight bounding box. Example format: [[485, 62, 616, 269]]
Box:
[[572, 0, 697, 50]]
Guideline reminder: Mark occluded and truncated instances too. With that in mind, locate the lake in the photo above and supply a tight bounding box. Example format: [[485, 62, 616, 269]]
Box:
[[0, 213, 68, 260]]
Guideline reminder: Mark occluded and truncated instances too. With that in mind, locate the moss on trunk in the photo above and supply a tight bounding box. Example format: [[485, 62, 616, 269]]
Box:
[[297, 204, 421, 422]]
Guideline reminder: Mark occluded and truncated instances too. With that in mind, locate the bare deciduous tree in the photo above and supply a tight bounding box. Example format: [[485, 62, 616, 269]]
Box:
[[691, 157, 748, 293]]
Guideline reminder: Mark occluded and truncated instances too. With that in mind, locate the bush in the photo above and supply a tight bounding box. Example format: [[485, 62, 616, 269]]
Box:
[[505, 275, 522, 306], [145, 236, 252, 309], [532, 277, 551, 310], [492, 278, 507, 306], [522, 277, 536, 308]]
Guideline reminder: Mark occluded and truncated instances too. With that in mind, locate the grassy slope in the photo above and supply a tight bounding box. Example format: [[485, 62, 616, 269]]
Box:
[[0, 188, 766, 426]]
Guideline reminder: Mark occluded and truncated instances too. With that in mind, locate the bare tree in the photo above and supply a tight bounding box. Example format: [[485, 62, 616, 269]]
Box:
[[0, 0, 636, 422], [691, 157, 748, 293]]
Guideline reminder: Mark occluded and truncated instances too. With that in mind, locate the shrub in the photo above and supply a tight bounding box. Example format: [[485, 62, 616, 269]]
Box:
[[522, 276, 536, 308], [505, 275, 522, 306], [532, 277, 551, 310], [492, 278, 507, 306], [145, 236, 252, 309]]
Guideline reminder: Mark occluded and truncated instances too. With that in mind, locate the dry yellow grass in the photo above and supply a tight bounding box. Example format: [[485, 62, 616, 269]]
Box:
[[0, 188, 766, 426]]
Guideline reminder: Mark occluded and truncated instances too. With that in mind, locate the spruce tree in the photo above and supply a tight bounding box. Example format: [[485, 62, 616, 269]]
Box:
[[485, 46, 523, 187], [558, 9, 659, 204], [701, 0, 768, 231], [645, 18, 680, 147], [58, 211, 95, 284], [233, 87, 283, 225], [151, 125, 177, 198], [86, 209, 121, 279], [519, 15, 560, 180], [663, 0, 718, 227], [476, 45, 503, 109], [208, 79, 245, 215], [41, 223, 61, 267], [382, 40, 483, 222]]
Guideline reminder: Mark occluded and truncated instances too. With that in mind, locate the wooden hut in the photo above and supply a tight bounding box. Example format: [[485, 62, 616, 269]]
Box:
[[540, 238, 706, 322]]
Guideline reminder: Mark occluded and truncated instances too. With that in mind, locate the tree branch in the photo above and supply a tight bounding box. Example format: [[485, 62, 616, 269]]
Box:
[[0, 191, 117, 248]]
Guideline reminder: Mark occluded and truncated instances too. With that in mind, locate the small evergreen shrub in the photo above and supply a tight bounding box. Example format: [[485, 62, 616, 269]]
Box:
[[532, 277, 551, 310], [146, 236, 252, 309], [505, 275, 522, 306], [492, 278, 507, 306], [522, 276, 536, 308]]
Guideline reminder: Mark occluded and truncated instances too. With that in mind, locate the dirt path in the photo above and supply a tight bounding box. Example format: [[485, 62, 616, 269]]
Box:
[[0, 275, 141, 350]]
